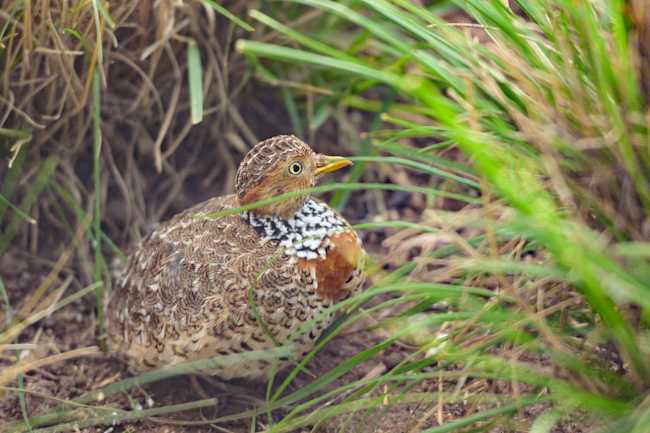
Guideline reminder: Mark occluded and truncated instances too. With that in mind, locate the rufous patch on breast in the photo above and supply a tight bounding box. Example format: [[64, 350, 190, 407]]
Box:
[[298, 231, 363, 301]]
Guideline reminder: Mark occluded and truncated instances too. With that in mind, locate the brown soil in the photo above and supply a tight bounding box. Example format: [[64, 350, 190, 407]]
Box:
[[0, 219, 595, 433]]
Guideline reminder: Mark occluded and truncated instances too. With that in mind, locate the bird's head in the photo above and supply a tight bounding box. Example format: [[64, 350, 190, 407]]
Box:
[[235, 135, 353, 219]]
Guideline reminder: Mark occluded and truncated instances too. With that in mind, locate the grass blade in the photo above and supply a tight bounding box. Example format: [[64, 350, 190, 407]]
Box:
[[0, 156, 58, 254], [202, 0, 254, 31], [187, 39, 204, 125]]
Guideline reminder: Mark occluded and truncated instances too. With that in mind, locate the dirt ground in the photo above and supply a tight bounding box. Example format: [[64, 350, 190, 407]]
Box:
[[0, 217, 593, 433]]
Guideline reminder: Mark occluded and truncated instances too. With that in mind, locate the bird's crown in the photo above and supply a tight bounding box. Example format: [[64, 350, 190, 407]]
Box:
[[235, 135, 312, 201]]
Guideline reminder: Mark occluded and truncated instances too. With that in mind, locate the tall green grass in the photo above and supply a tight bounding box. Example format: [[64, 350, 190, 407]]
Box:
[[233, 0, 650, 431]]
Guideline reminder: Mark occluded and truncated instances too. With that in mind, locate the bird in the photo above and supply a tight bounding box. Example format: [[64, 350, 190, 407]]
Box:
[[105, 135, 366, 379]]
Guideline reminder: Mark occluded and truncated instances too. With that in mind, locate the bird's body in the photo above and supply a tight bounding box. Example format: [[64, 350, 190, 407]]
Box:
[[105, 136, 365, 379]]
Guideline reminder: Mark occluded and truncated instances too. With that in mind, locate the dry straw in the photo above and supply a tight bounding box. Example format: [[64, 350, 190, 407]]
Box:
[[1, 0, 258, 250]]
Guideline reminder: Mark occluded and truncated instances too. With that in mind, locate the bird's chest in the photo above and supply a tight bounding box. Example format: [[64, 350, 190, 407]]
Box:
[[242, 199, 349, 260], [241, 199, 364, 301], [298, 231, 364, 301]]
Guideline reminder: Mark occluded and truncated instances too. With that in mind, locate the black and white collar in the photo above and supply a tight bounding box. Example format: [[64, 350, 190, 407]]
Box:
[[241, 199, 347, 260]]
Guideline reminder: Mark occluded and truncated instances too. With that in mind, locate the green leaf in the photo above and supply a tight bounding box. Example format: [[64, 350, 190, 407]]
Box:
[[187, 39, 204, 125]]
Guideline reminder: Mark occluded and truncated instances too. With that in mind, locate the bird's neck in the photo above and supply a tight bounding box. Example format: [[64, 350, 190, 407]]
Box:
[[240, 199, 348, 260]]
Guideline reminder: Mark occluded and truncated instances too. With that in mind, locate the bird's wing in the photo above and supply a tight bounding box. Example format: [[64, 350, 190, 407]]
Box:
[[106, 194, 322, 368]]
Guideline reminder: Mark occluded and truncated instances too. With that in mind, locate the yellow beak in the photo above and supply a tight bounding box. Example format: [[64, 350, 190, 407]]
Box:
[[315, 154, 353, 176]]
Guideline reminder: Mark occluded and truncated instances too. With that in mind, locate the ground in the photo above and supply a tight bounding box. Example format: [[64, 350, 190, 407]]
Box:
[[0, 222, 593, 433]]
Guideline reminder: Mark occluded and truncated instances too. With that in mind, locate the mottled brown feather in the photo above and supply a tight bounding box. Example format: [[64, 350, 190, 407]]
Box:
[[105, 136, 366, 379]]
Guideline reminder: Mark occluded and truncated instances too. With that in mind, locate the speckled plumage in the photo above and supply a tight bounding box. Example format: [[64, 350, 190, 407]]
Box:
[[105, 135, 366, 379]]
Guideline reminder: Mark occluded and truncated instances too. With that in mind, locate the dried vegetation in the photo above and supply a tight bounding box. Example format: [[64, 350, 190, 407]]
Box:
[[3, 1, 650, 433]]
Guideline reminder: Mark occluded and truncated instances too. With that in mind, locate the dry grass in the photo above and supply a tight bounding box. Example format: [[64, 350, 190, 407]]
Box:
[[0, 0, 263, 254]]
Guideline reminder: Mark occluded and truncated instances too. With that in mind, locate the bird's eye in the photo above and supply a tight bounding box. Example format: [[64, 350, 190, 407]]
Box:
[[288, 161, 303, 175]]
